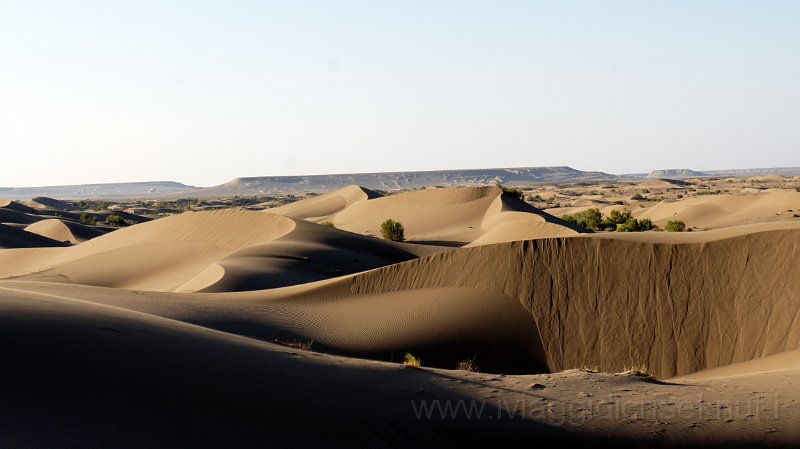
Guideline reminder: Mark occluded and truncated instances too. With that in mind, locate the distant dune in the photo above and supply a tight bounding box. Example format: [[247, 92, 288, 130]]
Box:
[[271, 185, 586, 244]]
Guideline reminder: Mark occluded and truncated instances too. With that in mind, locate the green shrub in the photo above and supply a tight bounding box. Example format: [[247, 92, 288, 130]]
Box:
[[665, 220, 686, 232], [608, 209, 633, 224], [319, 220, 336, 228], [380, 219, 405, 241], [561, 208, 603, 231], [105, 214, 128, 227], [80, 213, 97, 225], [617, 218, 658, 232]]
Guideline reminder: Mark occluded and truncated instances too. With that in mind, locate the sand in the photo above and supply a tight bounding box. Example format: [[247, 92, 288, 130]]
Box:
[[1, 184, 800, 447]]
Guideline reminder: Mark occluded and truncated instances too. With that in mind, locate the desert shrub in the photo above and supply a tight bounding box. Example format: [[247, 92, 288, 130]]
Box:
[[617, 218, 658, 232], [608, 208, 633, 224], [665, 220, 686, 232], [380, 219, 405, 241], [456, 357, 478, 372], [561, 208, 602, 231], [403, 352, 421, 368], [105, 214, 127, 227], [80, 213, 97, 225], [319, 220, 336, 228], [598, 218, 617, 231], [527, 194, 544, 202]]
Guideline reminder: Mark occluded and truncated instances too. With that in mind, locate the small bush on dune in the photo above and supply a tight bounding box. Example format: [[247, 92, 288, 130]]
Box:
[[608, 208, 633, 224], [456, 358, 478, 372], [665, 220, 686, 232], [617, 218, 658, 232], [80, 212, 97, 225], [319, 220, 336, 228], [561, 208, 604, 231], [105, 214, 128, 227], [380, 219, 405, 242], [403, 352, 421, 368]]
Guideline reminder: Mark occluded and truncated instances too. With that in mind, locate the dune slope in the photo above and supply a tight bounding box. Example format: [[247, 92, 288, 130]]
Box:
[[350, 226, 800, 378], [1, 209, 417, 292], [0, 223, 70, 249], [25, 218, 107, 243]]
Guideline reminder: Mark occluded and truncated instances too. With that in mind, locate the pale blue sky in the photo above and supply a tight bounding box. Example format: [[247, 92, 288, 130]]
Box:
[[1, 1, 798, 187]]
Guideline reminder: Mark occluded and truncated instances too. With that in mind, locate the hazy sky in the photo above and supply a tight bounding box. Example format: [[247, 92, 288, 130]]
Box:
[[1, 1, 798, 187]]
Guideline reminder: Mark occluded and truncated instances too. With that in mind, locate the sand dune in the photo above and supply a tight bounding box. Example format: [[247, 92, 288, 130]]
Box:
[[25, 196, 75, 211], [272, 185, 585, 244], [553, 189, 800, 230], [1, 209, 418, 292], [25, 218, 107, 243], [4, 283, 727, 448], [5, 218, 798, 378], [0, 223, 70, 249], [0, 199, 39, 214], [269, 184, 381, 220], [3, 259, 800, 446], [636, 190, 800, 228]]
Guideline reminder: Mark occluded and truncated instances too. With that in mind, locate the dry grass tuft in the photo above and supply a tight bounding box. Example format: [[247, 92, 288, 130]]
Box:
[[403, 352, 422, 368], [456, 357, 478, 372]]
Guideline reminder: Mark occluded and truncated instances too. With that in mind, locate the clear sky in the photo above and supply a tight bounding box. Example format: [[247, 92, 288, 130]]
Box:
[[1, 1, 798, 187]]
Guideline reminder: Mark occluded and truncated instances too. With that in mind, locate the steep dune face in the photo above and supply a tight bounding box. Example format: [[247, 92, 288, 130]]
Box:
[[271, 185, 584, 244], [350, 227, 800, 377], [2, 209, 416, 292]]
